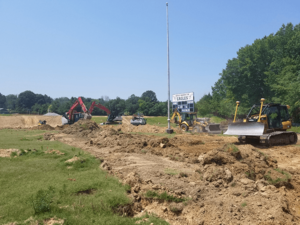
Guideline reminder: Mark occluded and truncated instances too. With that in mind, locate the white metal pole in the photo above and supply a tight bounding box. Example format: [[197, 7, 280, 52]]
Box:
[[166, 2, 170, 130]]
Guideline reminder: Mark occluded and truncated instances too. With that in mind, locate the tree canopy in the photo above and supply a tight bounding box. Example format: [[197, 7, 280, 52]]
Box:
[[1, 90, 170, 116], [196, 23, 300, 122]]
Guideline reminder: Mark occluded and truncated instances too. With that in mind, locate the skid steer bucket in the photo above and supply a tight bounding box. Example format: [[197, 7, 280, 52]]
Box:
[[192, 124, 222, 134], [206, 124, 221, 132], [224, 122, 265, 136]]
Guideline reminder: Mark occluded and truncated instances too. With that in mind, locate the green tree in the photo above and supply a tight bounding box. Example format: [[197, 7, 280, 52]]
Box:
[[5, 94, 17, 111], [141, 90, 158, 103], [17, 91, 36, 112], [0, 93, 6, 108], [125, 94, 140, 115]]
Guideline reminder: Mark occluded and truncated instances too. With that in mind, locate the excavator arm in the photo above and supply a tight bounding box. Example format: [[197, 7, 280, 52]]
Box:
[[66, 97, 91, 123], [78, 97, 88, 114], [89, 102, 111, 115], [89, 102, 116, 122], [170, 109, 182, 124], [67, 100, 79, 121]]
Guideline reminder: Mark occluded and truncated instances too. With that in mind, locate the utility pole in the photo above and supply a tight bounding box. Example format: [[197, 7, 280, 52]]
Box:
[[166, 2, 173, 134]]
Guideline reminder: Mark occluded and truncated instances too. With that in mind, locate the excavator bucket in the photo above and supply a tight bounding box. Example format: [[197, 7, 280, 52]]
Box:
[[224, 122, 265, 136]]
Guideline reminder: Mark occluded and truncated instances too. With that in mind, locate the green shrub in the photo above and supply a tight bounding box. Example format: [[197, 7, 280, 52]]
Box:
[[30, 186, 55, 214]]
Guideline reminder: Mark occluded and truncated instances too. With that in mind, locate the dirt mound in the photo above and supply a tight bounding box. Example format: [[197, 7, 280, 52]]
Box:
[[49, 122, 300, 224], [0, 115, 62, 129], [111, 144, 295, 224], [31, 124, 55, 130], [0, 149, 19, 157], [62, 120, 100, 137], [45, 149, 65, 155]]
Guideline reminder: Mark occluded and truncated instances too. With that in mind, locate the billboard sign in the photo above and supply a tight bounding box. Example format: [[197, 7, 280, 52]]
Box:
[[172, 92, 194, 102]]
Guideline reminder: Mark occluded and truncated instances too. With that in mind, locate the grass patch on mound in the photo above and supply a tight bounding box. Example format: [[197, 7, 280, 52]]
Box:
[[0, 114, 12, 116], [225, 143, 239, 153], [0, 129, 168, 225], [264, 169, 291, 186], [164, 168, 179, 175], [145, 191, 185, 202]]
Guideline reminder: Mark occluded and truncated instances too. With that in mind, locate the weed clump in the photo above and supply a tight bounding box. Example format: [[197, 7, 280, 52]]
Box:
[[30, 186, 55, 214], [245, 170, 255, 180], [164, 168, 179, 176], [264, 168, 291, 187]]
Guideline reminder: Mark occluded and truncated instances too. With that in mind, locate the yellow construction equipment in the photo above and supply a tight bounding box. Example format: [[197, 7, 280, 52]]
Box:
[[170, 109, 222, 133], [38, 120, 46, 126], [170, 109, 198, 131], [225, 98, 298, 146]]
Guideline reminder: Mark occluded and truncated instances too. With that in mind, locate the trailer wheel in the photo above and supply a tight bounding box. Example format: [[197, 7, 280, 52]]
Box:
[[181, 124, 188, 132]]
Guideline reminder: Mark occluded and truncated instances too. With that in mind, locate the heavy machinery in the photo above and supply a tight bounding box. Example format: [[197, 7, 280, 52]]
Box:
[[130, 114, 147, 126], [170, 109, 222, 133], [38, 120, 47, 126], [64, 97, 91, 124], [88, 101, 119, 124], [224, 98, 298, 146]]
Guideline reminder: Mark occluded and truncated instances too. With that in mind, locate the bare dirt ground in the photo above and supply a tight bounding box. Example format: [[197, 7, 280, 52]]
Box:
[[4, 116, 300, 225]]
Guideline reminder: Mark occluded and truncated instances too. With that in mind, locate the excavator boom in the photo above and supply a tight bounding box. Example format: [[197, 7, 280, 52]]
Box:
[[89, 102, 111, 115], [89, 102, 116, 123]]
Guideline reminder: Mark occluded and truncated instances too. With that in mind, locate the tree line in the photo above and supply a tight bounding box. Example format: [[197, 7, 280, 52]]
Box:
[[196, 23, 300, 122], [0, 90, 169, 116]]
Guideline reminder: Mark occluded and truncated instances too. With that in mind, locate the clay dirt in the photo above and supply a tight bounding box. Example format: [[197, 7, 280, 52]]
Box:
[[2, 116, 300, 225]]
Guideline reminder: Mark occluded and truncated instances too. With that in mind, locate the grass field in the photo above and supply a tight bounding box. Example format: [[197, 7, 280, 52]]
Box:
[[291, 126, 300, 133], [210, 116, 226, 123], [0, 129, 168, 225], [145, 117, 176, 128], [91, 116, 108, 124]]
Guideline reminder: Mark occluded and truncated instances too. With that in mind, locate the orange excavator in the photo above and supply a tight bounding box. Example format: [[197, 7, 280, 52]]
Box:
[[88, 101, 117, 124], [64, 97, 92, 124]]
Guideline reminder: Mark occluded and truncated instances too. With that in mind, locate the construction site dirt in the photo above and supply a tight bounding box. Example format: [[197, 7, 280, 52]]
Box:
[[2, 116, 300, 225]]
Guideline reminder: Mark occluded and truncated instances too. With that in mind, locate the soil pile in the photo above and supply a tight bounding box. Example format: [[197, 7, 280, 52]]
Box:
[[31, 124, 55, 130], [0, 115, 62, 129], [45, 120, 300, 224], [62, 120, 100, 137], [0, 149, 19, 157], [122, 144, 295, 225]]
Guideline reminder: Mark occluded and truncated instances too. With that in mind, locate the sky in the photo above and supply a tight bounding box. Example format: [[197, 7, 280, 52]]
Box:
[[1, 0, 299, 102]]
